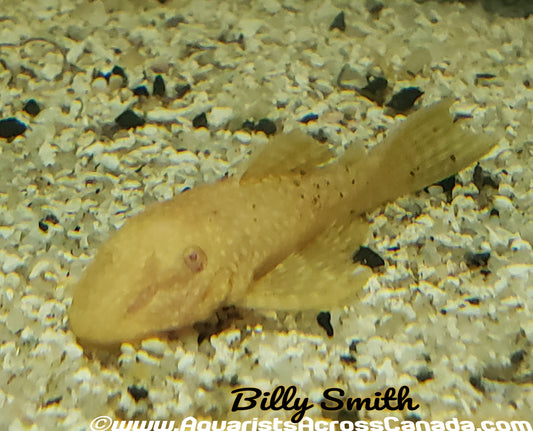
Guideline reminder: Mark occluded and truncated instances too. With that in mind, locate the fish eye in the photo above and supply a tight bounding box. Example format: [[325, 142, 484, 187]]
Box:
[[183, 246, 207, 273]]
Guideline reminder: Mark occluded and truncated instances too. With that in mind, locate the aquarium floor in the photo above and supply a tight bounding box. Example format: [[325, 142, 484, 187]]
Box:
[[0, 0, 532, 428]]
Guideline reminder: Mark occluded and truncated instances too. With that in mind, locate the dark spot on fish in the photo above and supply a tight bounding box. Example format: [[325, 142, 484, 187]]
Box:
[[352, 247, 385, 268], [193, 112, 208, 129], [317, 311, 334, 337], [351, 179, 355, 185], [127, 385, 148, 402], [339, 192, 344, 198], [450, 154, 456, 162], [115, 109, 145, 129], [465, 251, 490, 268], [386, 87, 424, 112], [153, 74, 166, 96], [410, 171, 415, 177], [0, 118, 27, 139], [329, 11, 346, 31]]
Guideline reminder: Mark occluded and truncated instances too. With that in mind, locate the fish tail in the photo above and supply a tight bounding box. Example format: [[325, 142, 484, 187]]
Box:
[[365, 98, 495, 203]]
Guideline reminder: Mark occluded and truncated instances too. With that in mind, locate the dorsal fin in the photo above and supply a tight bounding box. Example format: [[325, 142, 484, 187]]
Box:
[[240, 130, 334, 181]]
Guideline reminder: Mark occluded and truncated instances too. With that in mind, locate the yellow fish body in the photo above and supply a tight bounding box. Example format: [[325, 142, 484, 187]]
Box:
[[69, 99, 494, 345]]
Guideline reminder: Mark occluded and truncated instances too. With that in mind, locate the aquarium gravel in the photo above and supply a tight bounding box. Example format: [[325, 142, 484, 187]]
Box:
[[0, 0, 532, 429]]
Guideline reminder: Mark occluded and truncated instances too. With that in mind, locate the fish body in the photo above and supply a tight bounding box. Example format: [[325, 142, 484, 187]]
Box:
[[69, 99, 494, 345]]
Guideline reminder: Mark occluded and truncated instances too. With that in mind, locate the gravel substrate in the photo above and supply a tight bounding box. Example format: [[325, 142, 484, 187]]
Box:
[[0, 0, 532, 429]]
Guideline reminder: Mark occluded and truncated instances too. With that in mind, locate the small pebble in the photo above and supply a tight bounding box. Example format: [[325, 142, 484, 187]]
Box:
[[316, 311, 334, 337], [192, 112, 208, 129], [254, 118, 277, 135], [127, 385, 149, 402], [23, 99, 41, 117], [115, 109, 145, 129], [0, 118, 27, 139], [175, 83, 191, 99], [153, 75, 166, 96], [352, 246, 385, 268], [330, 11, 346, 31], [386, 87, 424, 112]]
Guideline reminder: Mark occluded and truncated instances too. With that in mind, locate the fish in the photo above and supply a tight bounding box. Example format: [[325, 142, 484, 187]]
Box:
[[68, 99, 495, 345]]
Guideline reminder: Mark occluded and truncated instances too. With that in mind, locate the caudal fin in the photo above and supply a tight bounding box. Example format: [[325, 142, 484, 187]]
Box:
[[365, 98, 496, 204]]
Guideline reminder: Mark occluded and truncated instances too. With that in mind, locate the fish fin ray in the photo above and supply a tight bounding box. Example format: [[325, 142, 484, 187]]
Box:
[[237, 217, 372, 311], [366, 98, 496, 201], [240, 130, 334, 181]]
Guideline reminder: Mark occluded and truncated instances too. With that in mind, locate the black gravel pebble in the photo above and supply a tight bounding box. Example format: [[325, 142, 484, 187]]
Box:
[[357, 75, 388, 105], [317, 311, 334, 337], [330, 11, 346, 31], [38, 220, 49, 232], [352, 246, 385, 268], [44, 214, 59, 224], [299, 113, 318, 124], [254, 118, 277, 135], [192, 112, 208, 129], [465, 251, 490, 268], [111, 65, 127, 80], [415, 367, 434, 382], [473, 163, 498, 190], [434, 175, 456, 194], [340, 355, 356, 364], [133, 85, 149, 97], [386, 87, 424, 112], [115, 109, 145, 129], [23, 99, 41, 117], [510, 349, 526, 365], [175, 83, 191, 99], [242, 119, 256, 130], [0, 118, 27, 139], [127, 385, 148, 402], [465, 297, 480, 305], [43, 396, 62, 407], [469, 374, 485, 393], [153, 74, 166, 96]]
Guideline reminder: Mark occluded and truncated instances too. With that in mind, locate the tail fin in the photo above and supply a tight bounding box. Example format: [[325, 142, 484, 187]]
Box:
[[364, 98, 495, 204]]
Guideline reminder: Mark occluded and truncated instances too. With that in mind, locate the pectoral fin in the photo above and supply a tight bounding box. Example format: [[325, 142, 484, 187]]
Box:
[[238, 217, 373, 311]]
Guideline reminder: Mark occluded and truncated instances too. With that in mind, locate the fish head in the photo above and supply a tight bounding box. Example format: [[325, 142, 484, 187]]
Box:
[[68, 204, 236, 345]]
